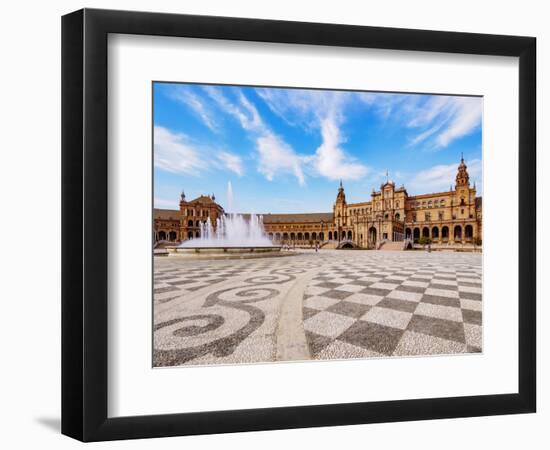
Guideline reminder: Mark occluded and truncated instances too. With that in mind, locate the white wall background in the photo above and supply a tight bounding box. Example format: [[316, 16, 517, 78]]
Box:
[[0, 1, 546, 448]]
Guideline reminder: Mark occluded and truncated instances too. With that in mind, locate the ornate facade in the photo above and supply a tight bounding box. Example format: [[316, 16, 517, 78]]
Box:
[[154, 156, 482, 248]]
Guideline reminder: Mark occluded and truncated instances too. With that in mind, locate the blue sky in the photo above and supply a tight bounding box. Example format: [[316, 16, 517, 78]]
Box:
[[153, 83, 482, 214]]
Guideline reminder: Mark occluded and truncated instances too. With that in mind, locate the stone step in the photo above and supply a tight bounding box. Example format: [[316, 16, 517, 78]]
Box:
[[379, 241, 404, 251]]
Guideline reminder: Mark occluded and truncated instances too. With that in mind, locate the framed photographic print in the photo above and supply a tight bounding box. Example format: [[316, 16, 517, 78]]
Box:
[[62, 8, 536, 441]]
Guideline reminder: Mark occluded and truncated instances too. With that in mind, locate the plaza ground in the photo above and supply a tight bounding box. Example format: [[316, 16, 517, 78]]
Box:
[[153, 249, 482, 367]]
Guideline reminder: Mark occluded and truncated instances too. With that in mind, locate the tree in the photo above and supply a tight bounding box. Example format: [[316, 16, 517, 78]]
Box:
[[418, 236, 432, 248]]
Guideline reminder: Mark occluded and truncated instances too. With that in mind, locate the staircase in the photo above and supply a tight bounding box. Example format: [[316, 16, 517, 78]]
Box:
[[320, 240, 338, 249], [378, 240, 405, 251]]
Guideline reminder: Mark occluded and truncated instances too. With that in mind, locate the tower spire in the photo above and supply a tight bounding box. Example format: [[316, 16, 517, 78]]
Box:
[[386, 169, 389, 183], [455, 154, 470, 188]]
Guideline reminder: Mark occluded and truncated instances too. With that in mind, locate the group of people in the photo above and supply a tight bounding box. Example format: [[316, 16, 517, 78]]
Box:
[[281, 243, 320, 252]]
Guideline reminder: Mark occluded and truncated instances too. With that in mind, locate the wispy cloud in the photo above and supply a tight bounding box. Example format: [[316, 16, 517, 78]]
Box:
[[154, 126, 206, 175], [217, 151, 244, 176], [154, 197, 179, 209], [359, 92, 482, 149], [167, 86, 219, 133], [256, 88, 368, 181], [408, 159, 482, 194], [359, 92, 420, 120], [205, 86, 306, 185]]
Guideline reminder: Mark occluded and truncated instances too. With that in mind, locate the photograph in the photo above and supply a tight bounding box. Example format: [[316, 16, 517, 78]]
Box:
[[152, 83, 483, 367]]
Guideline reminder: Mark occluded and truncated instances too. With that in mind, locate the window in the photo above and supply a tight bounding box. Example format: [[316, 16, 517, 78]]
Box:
[[412, 213, 417, 222], [395, 201, 400, 208], [438, 211, 444, 220], [425, 212, 431, 222]]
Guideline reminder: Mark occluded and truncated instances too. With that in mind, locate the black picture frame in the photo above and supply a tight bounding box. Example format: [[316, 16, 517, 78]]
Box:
[[61, 8, 536, 442]]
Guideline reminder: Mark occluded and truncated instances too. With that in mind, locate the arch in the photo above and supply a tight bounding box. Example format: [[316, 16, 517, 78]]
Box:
[[368, 226, 377, 243], [297, 232, 303, 241], [340, 242, 354, 249], [169, 231, 177, 241], [422, 227, 430, 238], [441, 226, 449, 241], [305, 232, 310, 241], [395, 213, 400, 221], [283, 232, 289, 241], [187, 220, 193, 227], [405, 227, 412, 239], [328, 231, 333, 240], [195, 231, 200, 238], [268, 232, 274, 240], [290, 232, 296, 241], [431, 226, 439, 239], [454, 225, 462, 240], [465, 224, 473, 240], [187, 231, 193, 240], [384, 213, 389, 220], [158, 231, 167, 241], [311, 232, 317, 241], [275, 232, 281, 241], [195, 220, 200, 227], [346, 230, 351, 240], [319, 232, 325, 241], [413, 228, 420, 240]]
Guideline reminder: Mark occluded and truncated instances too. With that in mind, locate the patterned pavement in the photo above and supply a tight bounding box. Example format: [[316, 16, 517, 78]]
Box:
[[153, 250, 482, 367]]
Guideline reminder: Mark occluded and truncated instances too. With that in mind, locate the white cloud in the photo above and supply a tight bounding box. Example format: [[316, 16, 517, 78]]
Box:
[[435, 98, 482, 147], [407, 96, 482, 149], [154, 126, 205, 175], [256, 133, 305, 185], [154, 197, 179, 209], [217, 151, 244, 176], [204, 86, 262, 132], [205, 86, 306, 185], [256, 88, 348, 129], [358, 93, 482, 149], [359, 92, 418, 120], [408, 122, 445, 146], [408, 159, 482, 194], [256, 88, 368, 181], [169, 87, 219, 133], [313, 116, 368, 181]]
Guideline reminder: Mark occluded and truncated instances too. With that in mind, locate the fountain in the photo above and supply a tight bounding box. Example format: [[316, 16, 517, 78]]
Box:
[[169, 183, 281, 257]]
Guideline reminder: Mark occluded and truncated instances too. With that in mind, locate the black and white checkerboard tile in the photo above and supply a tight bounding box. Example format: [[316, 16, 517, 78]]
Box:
[[302, 258, 482, 359]]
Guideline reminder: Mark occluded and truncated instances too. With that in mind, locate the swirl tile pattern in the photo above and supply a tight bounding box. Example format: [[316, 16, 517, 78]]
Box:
[[154, 250, 482, 367]]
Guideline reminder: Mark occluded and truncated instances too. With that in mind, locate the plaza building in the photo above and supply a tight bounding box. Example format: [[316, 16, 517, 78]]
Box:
[[154, 156, 482, 249]]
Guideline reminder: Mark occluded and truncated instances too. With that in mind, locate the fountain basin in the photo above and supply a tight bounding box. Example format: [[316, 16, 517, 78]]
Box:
[[169, 246, 281, 255]]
